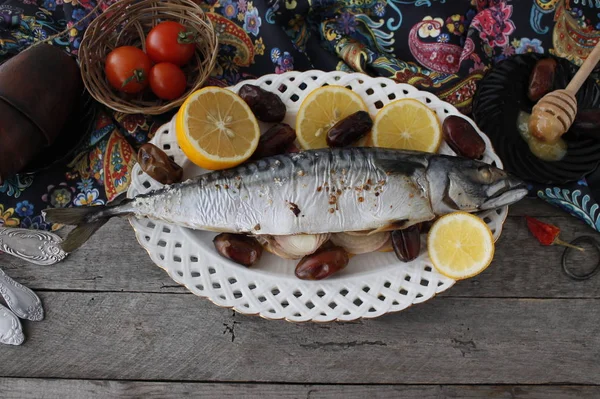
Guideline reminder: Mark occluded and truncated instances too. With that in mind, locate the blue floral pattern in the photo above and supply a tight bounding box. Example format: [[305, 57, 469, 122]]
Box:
[[15, 200, 34, 217], [538, 185, 600, 232], [244, 7, 261, 36]]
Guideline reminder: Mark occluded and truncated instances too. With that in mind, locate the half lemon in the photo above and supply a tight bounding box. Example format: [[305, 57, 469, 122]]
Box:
[[371, 98, 442, 153], [427, 212, 495, 280], [296, 86, 369, 149], [175, 87, 260, 170]]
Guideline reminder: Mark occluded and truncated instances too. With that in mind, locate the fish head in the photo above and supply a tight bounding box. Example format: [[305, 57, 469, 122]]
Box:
[[427, 156, 528, 214]]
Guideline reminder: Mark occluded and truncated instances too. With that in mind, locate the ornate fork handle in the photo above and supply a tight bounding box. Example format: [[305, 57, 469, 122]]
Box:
[[0, 227, 67, 265]]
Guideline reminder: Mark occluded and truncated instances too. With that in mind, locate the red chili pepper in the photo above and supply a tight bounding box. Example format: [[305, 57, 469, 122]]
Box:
[[525, 216, 584, 251]]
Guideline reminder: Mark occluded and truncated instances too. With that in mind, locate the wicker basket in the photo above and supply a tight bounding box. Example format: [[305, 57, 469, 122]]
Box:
[[79, 0, 218, 115]]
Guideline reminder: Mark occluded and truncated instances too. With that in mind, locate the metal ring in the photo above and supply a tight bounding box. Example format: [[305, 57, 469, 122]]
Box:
[[561, 236, 600, 281]]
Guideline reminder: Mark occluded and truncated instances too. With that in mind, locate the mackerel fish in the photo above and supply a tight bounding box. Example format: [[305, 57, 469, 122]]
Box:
[[43, 147, 528, 252]]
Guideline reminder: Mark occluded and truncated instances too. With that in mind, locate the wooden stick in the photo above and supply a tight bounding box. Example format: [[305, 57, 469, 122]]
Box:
[[566, 41, 600, 95]]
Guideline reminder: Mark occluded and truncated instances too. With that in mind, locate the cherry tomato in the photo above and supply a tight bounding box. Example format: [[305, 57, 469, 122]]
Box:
[[146, 21, 196, 66], [149, 62, 187, 100], [104, 46, 152, 94]]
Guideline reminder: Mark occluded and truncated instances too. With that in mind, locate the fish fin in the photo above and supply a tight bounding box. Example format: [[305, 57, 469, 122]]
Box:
[[60, 220, 108, 253], [43, 206, 105, 226], [43, 205, 117, 252], [368, 219, 410, 234]]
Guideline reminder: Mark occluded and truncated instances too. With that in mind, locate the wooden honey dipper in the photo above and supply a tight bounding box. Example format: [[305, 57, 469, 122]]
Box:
[[529, 42, 600, 143]]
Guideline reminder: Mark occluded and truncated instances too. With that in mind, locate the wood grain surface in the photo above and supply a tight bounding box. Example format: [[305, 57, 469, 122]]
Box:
[[1, 198, 599, 397], [1, 379, 600, 399]]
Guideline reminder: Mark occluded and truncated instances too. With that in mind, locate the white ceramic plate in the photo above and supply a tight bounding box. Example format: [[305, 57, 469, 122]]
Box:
[[127, 71, 507, 322]]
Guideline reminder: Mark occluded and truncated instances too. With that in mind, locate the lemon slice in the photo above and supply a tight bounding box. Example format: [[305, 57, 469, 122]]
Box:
[[372, 98, 442, 153], [175, 87, 260, 170], [427, 212, 495, 280], [296, 86, 368, 149]]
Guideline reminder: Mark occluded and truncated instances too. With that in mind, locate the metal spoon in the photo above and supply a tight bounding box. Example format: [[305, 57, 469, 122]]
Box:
[[0, 303, 24, 345], [0, 268, 43, 321], [0, 227, 67, 265]]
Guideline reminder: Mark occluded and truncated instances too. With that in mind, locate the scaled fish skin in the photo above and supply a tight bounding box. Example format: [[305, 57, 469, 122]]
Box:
[[43, 148, 528, 252]]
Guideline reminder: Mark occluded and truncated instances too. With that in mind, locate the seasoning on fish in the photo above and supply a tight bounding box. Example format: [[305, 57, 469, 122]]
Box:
[[43, 148, 528, 253]]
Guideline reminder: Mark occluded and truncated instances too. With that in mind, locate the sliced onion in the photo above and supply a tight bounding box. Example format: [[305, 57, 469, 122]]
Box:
[[330, 232, 390, 254], [345, 230, 375, 237], [377, 235, 394, 253], [256, 234, 330, 259]]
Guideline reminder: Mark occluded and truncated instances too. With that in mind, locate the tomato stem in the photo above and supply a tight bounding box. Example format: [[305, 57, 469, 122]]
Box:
[[121, 68, 146, 88], [177, 30, 198, 44]]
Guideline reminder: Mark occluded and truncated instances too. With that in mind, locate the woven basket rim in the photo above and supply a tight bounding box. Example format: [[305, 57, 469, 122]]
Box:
[[79, 0, 218, 115]]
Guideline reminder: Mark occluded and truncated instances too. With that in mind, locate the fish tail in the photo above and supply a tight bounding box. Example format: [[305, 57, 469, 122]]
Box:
[[43, 201, 131, 253]]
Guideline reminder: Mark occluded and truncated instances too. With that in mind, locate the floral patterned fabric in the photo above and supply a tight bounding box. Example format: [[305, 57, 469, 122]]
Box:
[[0, 0, 599, 231]]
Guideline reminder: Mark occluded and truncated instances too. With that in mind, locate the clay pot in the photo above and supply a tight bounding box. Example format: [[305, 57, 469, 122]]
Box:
[[0, 43, 83, 183]]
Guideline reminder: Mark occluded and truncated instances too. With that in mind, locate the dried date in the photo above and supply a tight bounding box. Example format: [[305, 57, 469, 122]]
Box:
[[213, 233, 263, 267], [391, 225, 421, 262], [327, 111, 373, 147], [442, 115, 486, 159], [238, 84, 286, 122], [528, 58, 557, 102], [252, 123, 297, 159], [295, 246, 349, 280], [137, 143, 183, 185]]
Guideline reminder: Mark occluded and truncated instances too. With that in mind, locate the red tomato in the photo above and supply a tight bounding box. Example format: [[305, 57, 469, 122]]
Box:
[[104, 46, 152, 94], [149, 63, 187, 100], [146, 21, 196, 66]]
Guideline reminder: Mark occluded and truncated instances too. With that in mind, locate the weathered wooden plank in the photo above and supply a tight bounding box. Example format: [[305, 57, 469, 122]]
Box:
[[2, 210, 599, 297], [0, 293, 598, 384], [0, 218, 187, 294], [1, 379, 600, 399], [508, 197, 568, 217]]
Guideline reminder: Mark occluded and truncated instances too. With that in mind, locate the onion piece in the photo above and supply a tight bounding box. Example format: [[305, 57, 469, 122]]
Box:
[[330, 232, 390, 254], [378, 235, 394, 253], [345, 230, 374, 237], [256, 234, 330, 259]]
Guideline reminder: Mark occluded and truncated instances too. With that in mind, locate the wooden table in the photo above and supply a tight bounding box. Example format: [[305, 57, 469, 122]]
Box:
[[1, 198, 599, 398]]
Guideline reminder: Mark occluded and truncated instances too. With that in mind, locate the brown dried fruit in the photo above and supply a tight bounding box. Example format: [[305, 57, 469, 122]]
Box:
[[528, 58, 557, 102], [442, 115, 486, 159], [418, 221, 434, 235], [391, 225, 421, 262], [138, 143, 183, 185], [252, 123, 297, 159], [295, 246, 349, 280], [213, 233, 263, 267], [327, 110, 373, 147], [238, 84, 286, 122]]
